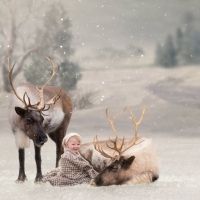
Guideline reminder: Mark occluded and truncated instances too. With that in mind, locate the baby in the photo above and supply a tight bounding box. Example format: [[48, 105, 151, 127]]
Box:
[[42, 133, 98, 186]]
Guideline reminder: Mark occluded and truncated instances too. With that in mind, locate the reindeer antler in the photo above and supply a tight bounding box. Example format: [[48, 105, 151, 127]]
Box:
[[35, 53, 62, 112], [93, 106, 146, 160], [7, 56, 35, 109], [7, 53, 62, 113], [130, 105, 145, 139], [93, 135, 116, 159], [105, 107, 126, 138]]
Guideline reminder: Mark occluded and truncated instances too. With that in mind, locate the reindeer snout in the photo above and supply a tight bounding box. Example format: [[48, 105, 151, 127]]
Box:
[[90, 176, 102, 187], [36, 134, 48, 147], [90, 179, 96, 187], [39, 134, 48, 143]]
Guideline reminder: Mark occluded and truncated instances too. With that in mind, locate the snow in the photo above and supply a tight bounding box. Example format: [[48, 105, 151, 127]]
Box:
[[1, 66, 200, 199]]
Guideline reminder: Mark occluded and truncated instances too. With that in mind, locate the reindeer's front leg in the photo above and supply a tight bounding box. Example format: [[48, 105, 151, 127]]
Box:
[[34, 144, 43, 183], [16, 148, 27, 182]]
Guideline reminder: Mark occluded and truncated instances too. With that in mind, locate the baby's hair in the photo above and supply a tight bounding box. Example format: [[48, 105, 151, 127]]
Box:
[[69, 135, 81, 144], [62, 133, 82, 148]]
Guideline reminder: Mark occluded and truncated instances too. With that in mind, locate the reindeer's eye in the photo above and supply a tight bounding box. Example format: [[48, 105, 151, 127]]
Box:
[[109, 165, 118, 172], [27, 118, 33, 125]]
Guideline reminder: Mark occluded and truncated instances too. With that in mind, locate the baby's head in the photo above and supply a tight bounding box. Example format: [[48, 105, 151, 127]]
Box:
[[62, 133, 82, 153]]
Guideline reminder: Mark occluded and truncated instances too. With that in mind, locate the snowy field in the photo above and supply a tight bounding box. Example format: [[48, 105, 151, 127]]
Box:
[[1, 66, 200, 199]]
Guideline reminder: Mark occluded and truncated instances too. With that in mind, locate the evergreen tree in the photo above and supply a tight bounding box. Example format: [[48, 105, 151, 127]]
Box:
[[175, 27, 184, 64], [24, 2, 81, 90], [161, 34, 177, 67], [59, 61, 82, 91], [176, 28, 183, 54], [180, 19, 195, 65], [155, 13, 200, 67], [175, 13, 200, 65], [192, 31, 200, 64], [154, 43, 163, 66]]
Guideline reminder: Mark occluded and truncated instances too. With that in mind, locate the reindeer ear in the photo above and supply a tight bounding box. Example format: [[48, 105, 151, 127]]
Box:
[[15, 107, 27, 117], [120, 156, 135, 169]]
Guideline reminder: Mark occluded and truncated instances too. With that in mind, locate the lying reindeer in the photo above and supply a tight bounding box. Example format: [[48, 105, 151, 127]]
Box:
[[7, 54, 73, 183], [79, 106, 160, 186]]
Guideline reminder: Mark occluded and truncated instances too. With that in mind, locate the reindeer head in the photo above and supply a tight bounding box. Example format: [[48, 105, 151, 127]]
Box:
[[8, 53, 62, 147], [91, 106, 145, 186], [91, 155, 135, 186]]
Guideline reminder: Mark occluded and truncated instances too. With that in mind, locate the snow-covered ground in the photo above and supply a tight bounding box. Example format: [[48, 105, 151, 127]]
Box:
[[1, 66, 200, 199]]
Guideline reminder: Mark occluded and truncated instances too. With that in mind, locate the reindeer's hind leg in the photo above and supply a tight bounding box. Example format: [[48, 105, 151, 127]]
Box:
[[16, 148, 27, 182], [48, 105, 72, 167]]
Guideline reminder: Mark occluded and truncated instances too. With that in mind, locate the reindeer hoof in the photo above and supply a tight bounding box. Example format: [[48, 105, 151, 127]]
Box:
[[35, 175, 43, 184], [35, 180, 43, 184], [15, 176, 27, 183], [15, 179, 25, 183]]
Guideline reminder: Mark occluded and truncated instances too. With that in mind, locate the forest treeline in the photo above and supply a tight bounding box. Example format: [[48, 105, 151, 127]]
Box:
[[155, 13, 200, 67]]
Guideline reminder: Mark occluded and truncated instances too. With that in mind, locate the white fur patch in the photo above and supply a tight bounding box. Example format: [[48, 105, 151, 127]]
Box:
[[91, 147, 106, 169], [43, 108, 65, 133], [124, 137, 152, 155], [50, 109, 65, 127], [15, 129, 30, 149]]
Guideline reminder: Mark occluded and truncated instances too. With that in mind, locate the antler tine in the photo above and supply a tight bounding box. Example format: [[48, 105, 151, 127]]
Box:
[[45, 88, 62, 105], [36, 53, 60, 111], [105, 107, 126, 138], [7, 56, 29, 108], [93, 135, 116, 159], [22, 92, 31, 108], [106, 136, 125, 159], [119, 138, 137, 155], [130, 105, 145, 139], [40, 52, 59, 88], [117, 105, 146, 154]]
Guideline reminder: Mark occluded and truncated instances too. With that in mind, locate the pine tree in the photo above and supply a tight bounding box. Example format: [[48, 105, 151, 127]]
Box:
[[155, 13, 200, 67], [175, 13, 200, 65], [154, 43, 163, 66], [176, 28, 183, 54], [161, 34, 177, 67], [59, 61, 82, 91], [175, 27, 184, 65], [24, 2, 81, 90]]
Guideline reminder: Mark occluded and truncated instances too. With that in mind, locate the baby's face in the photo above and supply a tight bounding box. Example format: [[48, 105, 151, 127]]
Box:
[[66, 137, 81, 153]]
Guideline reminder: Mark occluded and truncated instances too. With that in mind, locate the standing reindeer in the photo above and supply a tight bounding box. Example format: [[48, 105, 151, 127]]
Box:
[[7, 54, 73, 183], [79, 106, 160, 186]]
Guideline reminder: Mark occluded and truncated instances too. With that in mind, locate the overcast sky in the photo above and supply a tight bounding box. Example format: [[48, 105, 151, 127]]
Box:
[[63, 0, 200, 50]]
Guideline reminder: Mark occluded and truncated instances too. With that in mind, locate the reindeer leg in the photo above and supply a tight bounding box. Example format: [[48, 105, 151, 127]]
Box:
[[16, 148, 27, 182], [55, 138, 63, 167], [48, 131, 64, 167], [34, 144, 43, 183]]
